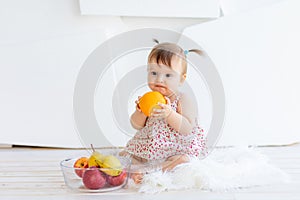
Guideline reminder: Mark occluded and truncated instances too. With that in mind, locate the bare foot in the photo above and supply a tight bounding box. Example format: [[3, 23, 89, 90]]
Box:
[[131, 171, 144, 184]]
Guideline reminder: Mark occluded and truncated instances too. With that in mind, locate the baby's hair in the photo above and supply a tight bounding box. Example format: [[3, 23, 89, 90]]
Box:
[[148, 39, 203, 74], [153, 38, 160, 44]]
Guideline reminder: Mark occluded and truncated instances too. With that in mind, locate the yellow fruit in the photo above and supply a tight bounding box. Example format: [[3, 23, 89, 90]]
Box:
[[100, 155, 122, 176], [88, 151, 105, 168], [138, 91, 166, 116]]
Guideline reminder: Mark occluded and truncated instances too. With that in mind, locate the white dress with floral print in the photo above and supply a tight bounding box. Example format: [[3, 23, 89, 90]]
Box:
[[125, 96, 207, 161]]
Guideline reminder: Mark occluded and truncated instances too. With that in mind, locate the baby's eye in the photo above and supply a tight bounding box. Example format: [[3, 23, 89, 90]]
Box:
[[151, 71, 157, 76], [165, 74, 172, 78]]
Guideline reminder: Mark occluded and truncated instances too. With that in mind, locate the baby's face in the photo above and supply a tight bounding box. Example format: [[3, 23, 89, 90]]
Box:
[[147, 56, 186, 98]]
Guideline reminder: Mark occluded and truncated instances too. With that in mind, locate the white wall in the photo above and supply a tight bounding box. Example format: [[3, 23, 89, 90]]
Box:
[[0, 0, 123, 147], [0, 0, 214, 147], [1, 0, 298, 148], [219, 0, 284, 15], [184, 0, 300, 146]]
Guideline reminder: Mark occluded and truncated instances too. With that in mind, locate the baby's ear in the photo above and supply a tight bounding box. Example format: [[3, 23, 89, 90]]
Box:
[[180, 73, 187, 84]]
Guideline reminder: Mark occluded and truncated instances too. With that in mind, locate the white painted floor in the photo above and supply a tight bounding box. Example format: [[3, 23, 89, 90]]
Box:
[[1, 144, 299, 200]]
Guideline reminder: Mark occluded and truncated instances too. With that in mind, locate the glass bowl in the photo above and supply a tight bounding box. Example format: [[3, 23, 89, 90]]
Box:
[[60, 152, 131, 192]]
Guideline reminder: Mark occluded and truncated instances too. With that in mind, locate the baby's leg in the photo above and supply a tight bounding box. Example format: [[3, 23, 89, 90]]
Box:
[[119, 151, 145, 184], [131, 155, 189, 184], [161, 154, 190, 172]]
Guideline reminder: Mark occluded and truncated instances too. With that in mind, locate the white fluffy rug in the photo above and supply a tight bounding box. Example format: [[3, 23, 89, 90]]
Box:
[[127, 147, 290, 194]]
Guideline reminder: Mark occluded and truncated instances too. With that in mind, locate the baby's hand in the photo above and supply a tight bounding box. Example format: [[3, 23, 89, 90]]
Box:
[[135, 96, 142, 112], [151, 96, 173, 119]]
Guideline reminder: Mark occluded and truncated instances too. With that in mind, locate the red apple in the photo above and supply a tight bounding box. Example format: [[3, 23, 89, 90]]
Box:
[[73, 157, 88, 178], [107, 170, 127, 186], [82, 167, 106, 189]]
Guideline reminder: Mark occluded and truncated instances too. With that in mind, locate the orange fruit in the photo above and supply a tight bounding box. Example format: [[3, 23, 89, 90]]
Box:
[[138, 91, 166, 116]]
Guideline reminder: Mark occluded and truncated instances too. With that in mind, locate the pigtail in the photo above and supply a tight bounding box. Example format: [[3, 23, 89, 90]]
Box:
[[185, 49, 203, 56]]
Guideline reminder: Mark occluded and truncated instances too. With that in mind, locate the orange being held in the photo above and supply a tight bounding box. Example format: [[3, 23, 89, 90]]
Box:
[[138, 91, 166, 116]]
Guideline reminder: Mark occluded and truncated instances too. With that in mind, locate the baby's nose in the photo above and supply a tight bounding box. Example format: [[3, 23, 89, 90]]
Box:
[[157, 75, 165, 82]]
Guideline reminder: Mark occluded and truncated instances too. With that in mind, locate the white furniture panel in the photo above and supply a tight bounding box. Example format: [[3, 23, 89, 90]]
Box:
[[79, 0, 220, 18]]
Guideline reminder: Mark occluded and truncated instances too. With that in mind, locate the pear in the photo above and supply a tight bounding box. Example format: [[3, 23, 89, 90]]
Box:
[[100, 155, 123, 176], [88, 144, 105, 168], [88, 151, 105, 167]]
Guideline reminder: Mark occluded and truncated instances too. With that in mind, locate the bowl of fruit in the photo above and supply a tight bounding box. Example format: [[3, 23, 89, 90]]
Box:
[[60, 146, 131, 192]]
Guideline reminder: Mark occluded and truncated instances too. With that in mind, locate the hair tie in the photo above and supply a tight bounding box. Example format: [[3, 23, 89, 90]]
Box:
[[184, 50, 189, 55]]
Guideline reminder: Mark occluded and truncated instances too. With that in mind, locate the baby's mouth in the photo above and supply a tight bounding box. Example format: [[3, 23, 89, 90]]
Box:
[[154, 85, 167, 94], [155, 85, 166, 90], [154, 84, 166, 89]]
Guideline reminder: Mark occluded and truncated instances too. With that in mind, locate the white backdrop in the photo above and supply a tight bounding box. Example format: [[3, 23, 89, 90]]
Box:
[[183, 0, 300, 146], [0, 0, 214, 148], [0, 0, 126, 147], [0, 0, 299, 147]]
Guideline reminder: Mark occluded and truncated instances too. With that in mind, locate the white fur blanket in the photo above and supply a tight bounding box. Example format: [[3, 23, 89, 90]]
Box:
[[127, 147, 290, 193]]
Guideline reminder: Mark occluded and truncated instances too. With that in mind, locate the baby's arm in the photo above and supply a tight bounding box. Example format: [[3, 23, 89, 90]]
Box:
[[130, 98, 148, 130], [130, 110, 147, 130], [156, 93, 197, 135]]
